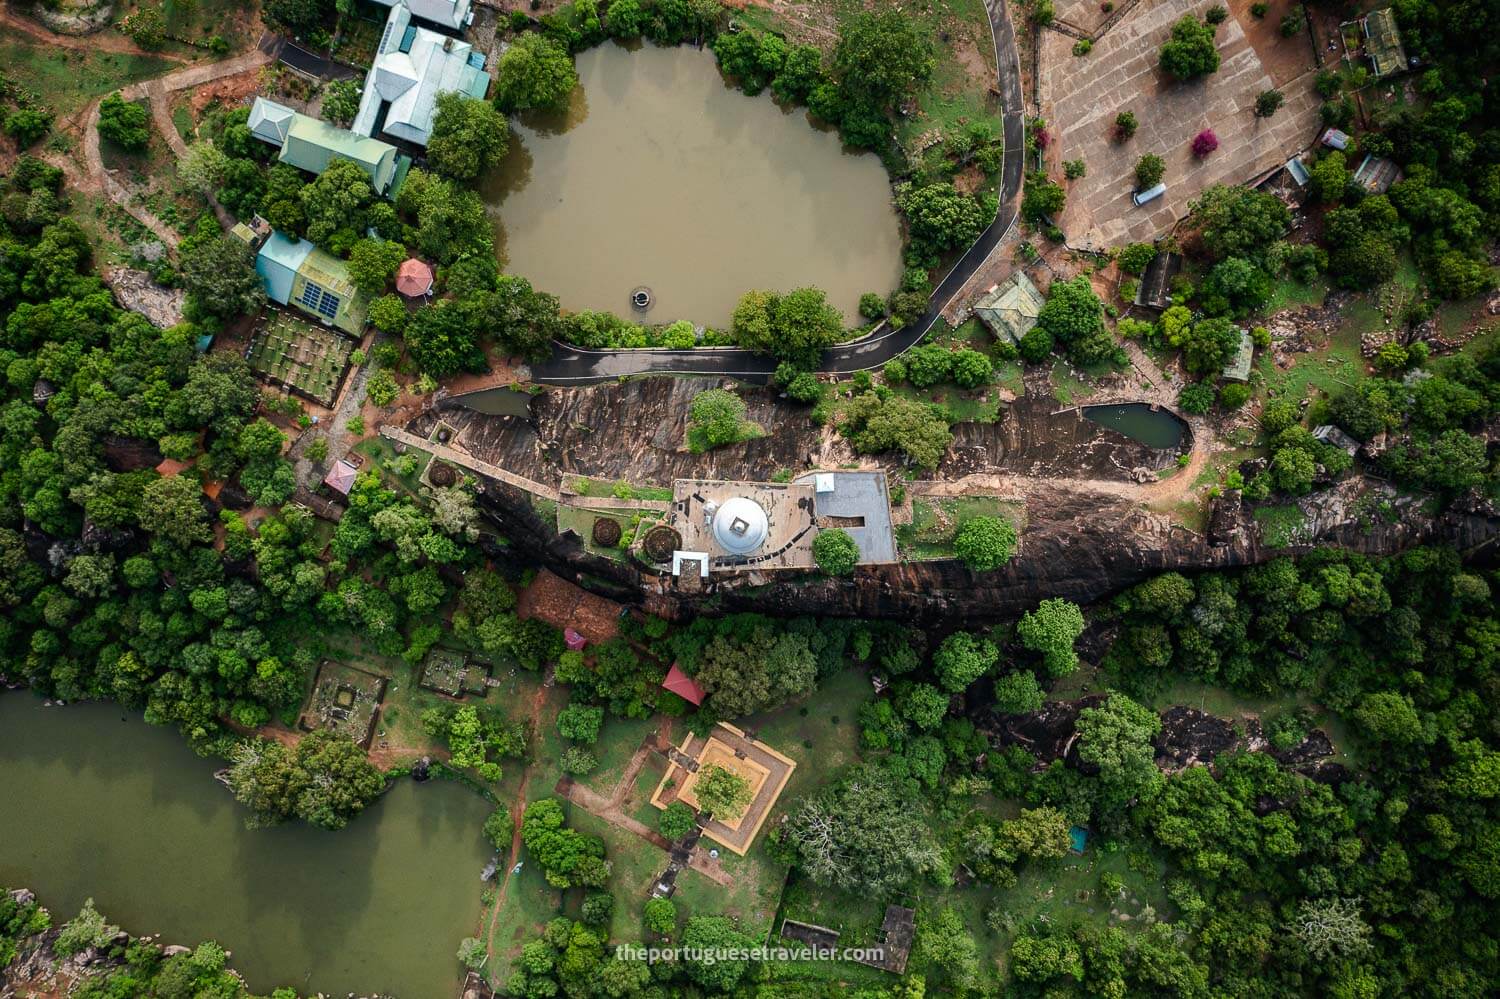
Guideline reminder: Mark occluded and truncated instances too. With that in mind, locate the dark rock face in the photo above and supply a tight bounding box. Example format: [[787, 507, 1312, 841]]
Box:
[[978, 697, 1339, 779], [414, 377, 1178, 487], [1155, 706, 1239, 772], [424, 379, 1500, 625], [101, 434, 163, 472]]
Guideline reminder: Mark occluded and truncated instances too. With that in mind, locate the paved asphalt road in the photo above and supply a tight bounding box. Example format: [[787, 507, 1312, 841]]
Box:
[[530, 2, 1027, 385]]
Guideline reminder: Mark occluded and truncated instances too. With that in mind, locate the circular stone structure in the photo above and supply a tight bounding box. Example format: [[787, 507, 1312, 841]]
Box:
[[592, 517, 623, 547], [643, 525, 681, 563], [427, 461, 457, 487], [711, 497, 769, 556]]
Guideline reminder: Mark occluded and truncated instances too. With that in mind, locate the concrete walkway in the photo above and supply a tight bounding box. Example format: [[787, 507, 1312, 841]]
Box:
[[380, 426, 562, 501]]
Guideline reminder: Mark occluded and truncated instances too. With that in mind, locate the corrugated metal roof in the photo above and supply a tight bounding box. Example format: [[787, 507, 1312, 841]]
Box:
[[281, 114, 398, 193], [247, 97, 295, 146], [354, 3, 490, 146], [973, 271, 1045, 344], [1222, 328, 1255, 382], [255, 231, 313, 304], [1365, 8, 1407, 77]]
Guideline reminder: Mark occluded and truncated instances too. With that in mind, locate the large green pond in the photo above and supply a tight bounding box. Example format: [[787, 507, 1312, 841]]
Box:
[[0, 695, 494, 998], [481, 42, 904, 328]]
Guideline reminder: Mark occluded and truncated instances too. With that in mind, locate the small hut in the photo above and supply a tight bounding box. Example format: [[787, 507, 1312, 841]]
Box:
[[323, 458, 360, 496], [396, 258, 434, 298], [662, 664, 705, 706]]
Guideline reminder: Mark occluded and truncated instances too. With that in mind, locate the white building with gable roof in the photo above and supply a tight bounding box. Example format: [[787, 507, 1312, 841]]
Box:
[[351, 1, 491, 148]]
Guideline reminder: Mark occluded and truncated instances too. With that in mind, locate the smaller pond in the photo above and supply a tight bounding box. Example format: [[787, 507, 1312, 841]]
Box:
[[1082, 403, 1186, 450], [450, 386, 535, 418]]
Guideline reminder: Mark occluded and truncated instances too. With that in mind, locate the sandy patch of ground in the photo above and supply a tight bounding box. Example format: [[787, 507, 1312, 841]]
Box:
[[189, 67, 266, 116]]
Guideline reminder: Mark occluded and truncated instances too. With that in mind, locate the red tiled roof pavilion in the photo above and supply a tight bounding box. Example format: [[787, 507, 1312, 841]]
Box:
[[662, 663, 705, 706], [395, 258, 434, 298]]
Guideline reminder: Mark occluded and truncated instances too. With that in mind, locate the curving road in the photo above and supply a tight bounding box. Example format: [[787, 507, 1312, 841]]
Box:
[[530, 0, 1026, 384]]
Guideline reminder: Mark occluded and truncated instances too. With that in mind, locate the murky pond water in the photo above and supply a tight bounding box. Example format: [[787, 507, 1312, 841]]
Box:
[[481, 42, 904, 328], [450, 385, 535, 417], [0, 695, 493, 998], [1083, 403, 1186, 450]]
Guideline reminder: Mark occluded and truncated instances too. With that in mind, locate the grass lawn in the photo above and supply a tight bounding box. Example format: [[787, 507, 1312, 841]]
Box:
[[565, 476, 673, 501], [568, 809, 672, 941], [352, 434, 432, 496], [978, 839, 1172, 980], [1253, 503, 1310, 548], [1265, 274, 1328, 314], [1257, 314, 1366, 403], [888, 379, 1005, 423], [577, 714, 659, 799], [555, 504, 661, 561], [0, 40, 176, 119], [484, 842, 564, 985], [896, 494, 1026, 560], [1048, 357, 1112, 406], [669, 841, 791, 943], [742, 666, 873, 801]]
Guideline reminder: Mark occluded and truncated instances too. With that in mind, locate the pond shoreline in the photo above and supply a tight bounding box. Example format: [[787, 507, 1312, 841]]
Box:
[[0, 696, 493, 998]]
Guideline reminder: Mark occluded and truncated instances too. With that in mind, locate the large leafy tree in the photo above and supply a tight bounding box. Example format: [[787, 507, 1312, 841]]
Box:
[[427, 92, 510, 181], [833, 11, 935, 111], [402, 298, 487, 377], [179, 234, 266, 322], [898, 182, 994, 267], [731, 287, 843, 367], [494, 34, 579, 113], [1017, 598, 1085, 676], [686, 388, 752, 451], [300, 159, 377, 252], [226, 730, 385, 830], [781, 763, 942, 893], [933, 631, 999, 692], [693, 764, 753, 821], [1075, 692, 1163, 816], [97, 93, 150, 151], [812, 528, 860, 576], [1036, 276, 1114, 365], [1158, 14, 1220, 80], [691, 622, 816, 717], [838, 390, 953, 469]]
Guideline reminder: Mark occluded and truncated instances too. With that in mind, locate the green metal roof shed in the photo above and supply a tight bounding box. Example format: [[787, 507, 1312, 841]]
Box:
[[281, 114, 399, 194]]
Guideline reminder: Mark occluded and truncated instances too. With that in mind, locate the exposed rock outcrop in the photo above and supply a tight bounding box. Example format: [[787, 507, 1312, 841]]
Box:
[[432, 378, 1500, 624]]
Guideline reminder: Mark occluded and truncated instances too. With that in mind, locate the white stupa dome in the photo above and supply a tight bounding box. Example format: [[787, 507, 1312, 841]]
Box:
[[711, 496, 769, 555]]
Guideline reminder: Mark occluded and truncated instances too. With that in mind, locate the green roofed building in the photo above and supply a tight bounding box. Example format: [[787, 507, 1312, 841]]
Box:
[[1222, 328, 1255, 383], [973, 271, 1045, 345], [1362, 9, 1407, 78], [248, 97, 402, 196], [255, 230, 368, 336]]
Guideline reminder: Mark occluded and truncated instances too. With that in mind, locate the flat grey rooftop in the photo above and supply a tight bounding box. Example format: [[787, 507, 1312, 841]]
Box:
[[795, 470, 897, 565]]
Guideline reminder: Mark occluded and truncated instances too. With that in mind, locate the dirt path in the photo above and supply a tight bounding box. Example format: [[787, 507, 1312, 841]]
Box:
[[75, 43, 277, 250], [480, 677, 553, 958], [551, 720, 734, 887], [0, 7, 191, 60]]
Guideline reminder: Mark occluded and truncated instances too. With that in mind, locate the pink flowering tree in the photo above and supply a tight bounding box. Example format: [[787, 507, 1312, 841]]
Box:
[[1191, 129, 1219, 158]]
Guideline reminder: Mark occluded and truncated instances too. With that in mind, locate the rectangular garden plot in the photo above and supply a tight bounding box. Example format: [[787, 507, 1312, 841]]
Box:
[[245, 310, 354, 407], [298, 661, 387, 748], [419, 648, 489, 699]]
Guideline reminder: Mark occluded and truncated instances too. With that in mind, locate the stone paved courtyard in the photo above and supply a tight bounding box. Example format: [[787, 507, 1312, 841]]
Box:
[[1040, 0, 1322, 247]]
